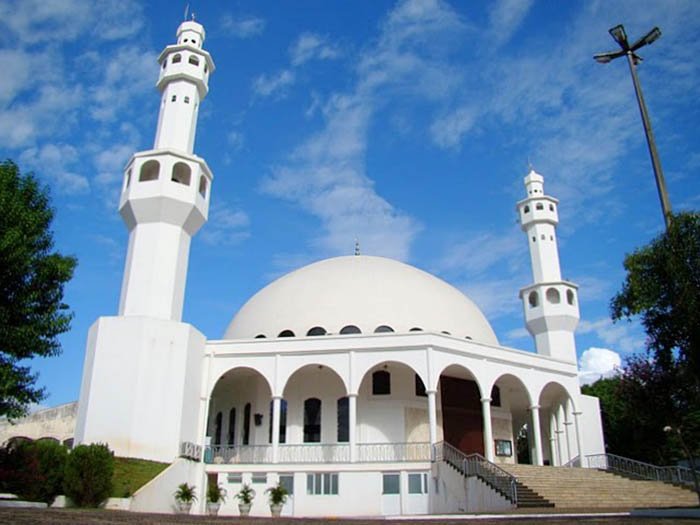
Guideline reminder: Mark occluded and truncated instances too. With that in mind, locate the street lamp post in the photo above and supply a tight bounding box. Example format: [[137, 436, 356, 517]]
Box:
[[594, 24, 672, 230]]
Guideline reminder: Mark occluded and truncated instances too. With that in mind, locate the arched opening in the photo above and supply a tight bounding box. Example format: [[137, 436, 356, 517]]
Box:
[[374, 325, 394, 333], [438, 364, 484, 456], [213, 412, 223, 445], [490, 374, 532, 465], [536, 203, 544, 210], [227, 408, 236, 445], [307, 326, 327, 336], [538, 382, 576, 466], [189, 55, 200, 66], [198, 176, 207, 197], [278, 329, 295, 338], [254, 334, 266, 339], [528, 291, 539, 308], [172, 54, 182, 64], [567, 289, 575, 305], [243, 403, 251, 445], [337, 397, 349, 442], [546, 287, 561, 304], [523, 205, 530, 213], [304, 398, 322, 443], [139, 160, 159, 182], [268, 399, 287, 444], [171, 162, 191, 185], [340, 325, 361, 335]]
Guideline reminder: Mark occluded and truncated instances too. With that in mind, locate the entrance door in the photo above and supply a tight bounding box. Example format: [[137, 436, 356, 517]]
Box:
[[441, 376, 484, 455], [279, 474, 294, 516], [381, 473, 401, 515]]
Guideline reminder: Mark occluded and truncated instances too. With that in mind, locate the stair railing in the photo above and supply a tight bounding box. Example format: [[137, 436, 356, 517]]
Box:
[[586, 453, 698, 487], [436, 441, 517, 505], [562, 455, 580, 468]]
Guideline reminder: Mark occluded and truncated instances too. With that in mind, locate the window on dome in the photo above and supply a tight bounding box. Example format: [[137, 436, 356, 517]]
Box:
[[227, 408, 236, 445], [254, 334, 266, 339], [172, 54, 182, 64], [139, 160, 160, 182], [278, 330, 295, 338], [307, 326, 327, 336], [372, 370, 390, 395], [340, 325, 361, 335], [374, 325, 394, 333], [409, 327, 423, 332], [567, 289, 575, 305], [189, 55, 199, 66], [268, 399, 287, 444], [213, 411, 222, 445], [528, 291, 539, 308], [465, 336, 473, 340], [441, 331, 451, 335], [304, 398, 321, 443], [171, 162, 191, 185], [491, 386, 501, 407], [243, 403, 251, 445], [546, 287, 561, 304], [415, 374, 427, 397], [337, 397, 349, 442], [198, 175, 208, 198]]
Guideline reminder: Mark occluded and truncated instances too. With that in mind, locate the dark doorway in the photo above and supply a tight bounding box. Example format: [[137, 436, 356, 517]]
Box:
[[440, 376, 484, 455]]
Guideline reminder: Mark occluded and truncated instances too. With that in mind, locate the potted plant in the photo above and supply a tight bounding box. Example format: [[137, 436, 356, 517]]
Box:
[[234, 483, 256, 517], [266, 482, 288, 517], [206, 481, 227, 516], [174, 482, 197, 514]]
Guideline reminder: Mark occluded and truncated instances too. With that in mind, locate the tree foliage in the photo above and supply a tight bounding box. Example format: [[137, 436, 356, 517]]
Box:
[[63, 443, 114, 507], [0, 439, 68, 503], [0, 160, 76, 419]]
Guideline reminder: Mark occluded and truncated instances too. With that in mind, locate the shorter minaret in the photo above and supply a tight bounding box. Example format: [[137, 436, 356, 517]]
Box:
[[517, 169, 579, 362]]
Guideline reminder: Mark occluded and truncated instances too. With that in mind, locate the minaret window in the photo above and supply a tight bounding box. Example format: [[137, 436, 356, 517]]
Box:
[[171, 162, 191, 186], [189, 55, 200, 66], [546, 287, 561, 304], [171, 95, 176, 102], [549, 204, 555, 211], [184, 96, 190, 104], [172, 54, 182, 64], [528, 291, 539, 308], [198, 176, 208, 197], [567, 289, 575, 305], [139, 160, 160, 181], [536, 203, 544, 210], [340, 325, 361, 335], [523, 205, 530, 213]]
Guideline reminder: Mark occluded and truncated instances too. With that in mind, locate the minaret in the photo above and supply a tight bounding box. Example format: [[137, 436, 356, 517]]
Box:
[[517, 169, 579, 362], [118, 19, 215, 321]]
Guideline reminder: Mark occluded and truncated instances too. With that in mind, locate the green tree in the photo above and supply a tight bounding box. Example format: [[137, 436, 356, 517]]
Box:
[[0, 160, 76, 419], [63, 443, 114, 507]]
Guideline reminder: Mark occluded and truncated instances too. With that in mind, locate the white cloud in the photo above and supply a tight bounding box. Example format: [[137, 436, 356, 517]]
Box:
[[252, 70, 295, 99], [290, 33, 340, 66], [200, 204, 251, 246], [577, 317, 645, 354], [430, 105, 478, 150], [486, 0, 533, 48], [579, 347, 622, 385], [227, 131, 244, 151], [19, 143, 89, 195], [220, 14, 265, 38]]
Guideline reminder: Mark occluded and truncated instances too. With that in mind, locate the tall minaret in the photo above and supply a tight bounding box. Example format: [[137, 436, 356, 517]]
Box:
[[118, 19, 215, 321], [517, 169, 579, 362]]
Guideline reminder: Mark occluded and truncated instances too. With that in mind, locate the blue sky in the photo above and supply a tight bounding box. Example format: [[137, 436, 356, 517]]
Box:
[[3, 0, 699, 406]]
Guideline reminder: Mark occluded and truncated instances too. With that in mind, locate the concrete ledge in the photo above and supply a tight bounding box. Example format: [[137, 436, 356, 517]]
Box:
[[0, 500, 47, 508], [631, 507, 700, 519]]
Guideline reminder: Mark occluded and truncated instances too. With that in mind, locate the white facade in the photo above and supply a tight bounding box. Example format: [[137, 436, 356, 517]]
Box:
[[73, 17, 605, 518]]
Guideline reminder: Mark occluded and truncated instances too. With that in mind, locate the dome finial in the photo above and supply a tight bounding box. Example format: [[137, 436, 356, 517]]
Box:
[[354, 238, 360, 256]]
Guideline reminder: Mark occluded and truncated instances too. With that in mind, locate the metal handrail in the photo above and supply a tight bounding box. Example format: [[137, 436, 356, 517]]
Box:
[[437, 441, 517, 505], [562, 455, 581, 468], [586, 453, 698, 487]]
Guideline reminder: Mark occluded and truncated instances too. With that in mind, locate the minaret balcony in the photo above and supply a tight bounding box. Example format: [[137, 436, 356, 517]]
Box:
[[119, 149, 213, 233], [519, 281, 580, 332], [157, 45, 214, 98], [517, 195, 559, 229]]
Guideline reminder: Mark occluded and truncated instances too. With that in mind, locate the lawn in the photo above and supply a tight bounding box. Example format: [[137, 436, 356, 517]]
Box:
[[111, 457, 168, 498]]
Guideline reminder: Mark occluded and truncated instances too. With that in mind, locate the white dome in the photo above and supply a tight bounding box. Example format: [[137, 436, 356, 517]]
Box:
[[224, 255, 498, 345]]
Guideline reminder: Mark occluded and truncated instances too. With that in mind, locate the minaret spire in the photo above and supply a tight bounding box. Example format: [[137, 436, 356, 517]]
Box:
[[117, 18, 215, 321], [517, 168, 579, 362]]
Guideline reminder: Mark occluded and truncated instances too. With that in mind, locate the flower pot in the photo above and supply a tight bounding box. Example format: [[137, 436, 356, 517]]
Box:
[[238, 502, 252, 516], [207, 502, 221, 516], [176, 501, 192, 514], [270, 503, 283, 517]]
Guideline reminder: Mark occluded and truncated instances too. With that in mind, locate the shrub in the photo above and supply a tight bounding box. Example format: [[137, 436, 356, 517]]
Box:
[[63, 443, 114, 507], [0, 439, 68, 503]]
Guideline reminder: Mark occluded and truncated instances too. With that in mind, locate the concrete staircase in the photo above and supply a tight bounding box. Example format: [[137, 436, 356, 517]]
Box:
[[502, 463, 698, 509]]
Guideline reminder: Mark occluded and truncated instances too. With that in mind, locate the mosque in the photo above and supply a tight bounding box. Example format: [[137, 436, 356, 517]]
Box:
[[64, 18, 607, 516]]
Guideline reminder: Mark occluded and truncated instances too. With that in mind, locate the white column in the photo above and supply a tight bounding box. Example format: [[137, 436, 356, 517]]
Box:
[[529, 405, 544, 466], [563, 420, 573, 463], [481, 397, 494, 462], [271, 396, 281, 463], [427, 390, 438, 446], [549, 437, 558, 466], [573, 411, 585, 465], [349, 394, 357, 462]]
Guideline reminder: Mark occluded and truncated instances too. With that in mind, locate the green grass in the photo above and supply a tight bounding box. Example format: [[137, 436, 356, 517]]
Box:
[[111, 457, 168, 498]]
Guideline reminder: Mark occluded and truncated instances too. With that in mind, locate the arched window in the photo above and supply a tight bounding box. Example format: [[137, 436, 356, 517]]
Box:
[[546, 287, 561, 304], [204, 65, 208, 73], [409, 327, 423, 332], [254, 334, 266, 339], [172, 54, 182, 64], [307, 326, 327, 336], [139, 160, 159, 181], [372, 370, 391, 395], [567, 289, 575, 305], [491, 386, 501, 407], [536, 203, 544, 210], [278, 329, 295, 337], [198, 176, 207, 197], [374, 325, 394, 333], [337, 397, 349, 442], [304, 398, 321, 443], [269, 399, 287, 444], [549, 203, 555, 211], [523, 205, 530, 213], [227, 408, 236, 445], [214, 411, 222, 445], [415, 374, 427, 397], [171, 162, 191, 185], [189, 55, 200, 66], [528, 291, 539, 308], [243, 403, 251, 445], [340, 325, 361, 334]]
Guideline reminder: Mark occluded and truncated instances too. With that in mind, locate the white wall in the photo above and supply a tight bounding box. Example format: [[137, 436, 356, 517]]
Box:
[[580, 394, 605, 459], [131, 458, 203, 514]]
